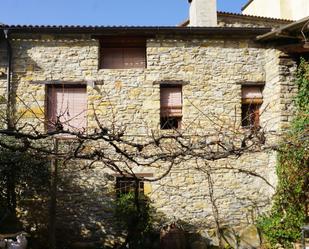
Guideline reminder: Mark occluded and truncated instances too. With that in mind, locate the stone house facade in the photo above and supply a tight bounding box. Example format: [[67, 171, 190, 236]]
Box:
[[0, 0, 307, 247]]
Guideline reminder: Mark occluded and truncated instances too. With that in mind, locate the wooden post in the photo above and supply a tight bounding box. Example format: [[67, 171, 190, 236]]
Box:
[[48, 138, 58, 249]]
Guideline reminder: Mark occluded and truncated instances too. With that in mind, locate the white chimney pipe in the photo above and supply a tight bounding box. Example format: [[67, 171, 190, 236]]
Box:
[[188, 0, 218, 27]]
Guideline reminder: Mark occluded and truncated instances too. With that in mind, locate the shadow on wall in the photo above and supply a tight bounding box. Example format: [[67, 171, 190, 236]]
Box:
[[56, 164, 118, 249], [43, 161, 119, 249], [0, 149, 50, 244], [0, 158, 116, 249], [13, 160, 218, 249], [0, 151, 268, 249]]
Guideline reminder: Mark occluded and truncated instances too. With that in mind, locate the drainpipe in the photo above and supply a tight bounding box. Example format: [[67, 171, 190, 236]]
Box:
[[3, 29, 13, 130]]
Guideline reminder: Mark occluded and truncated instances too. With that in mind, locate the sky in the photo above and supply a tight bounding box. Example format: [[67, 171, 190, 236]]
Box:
[[0, 0, 249, 26]]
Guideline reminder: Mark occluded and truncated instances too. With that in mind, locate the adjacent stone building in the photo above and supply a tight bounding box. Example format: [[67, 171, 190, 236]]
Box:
[[242, 0, 309, 21], [0, 0, 308, 247]]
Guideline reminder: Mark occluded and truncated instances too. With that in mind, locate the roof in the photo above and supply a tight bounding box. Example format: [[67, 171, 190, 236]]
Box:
[[241, 0, 254, 11], [179, 11, 293, 27], [217, 11, 292, 22], [257, 16, 309, 41], [257, 16, 309, 54], [0, 25, 271, 38]]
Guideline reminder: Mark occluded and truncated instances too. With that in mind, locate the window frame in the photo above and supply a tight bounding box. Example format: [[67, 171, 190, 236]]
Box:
[[160, 84, 183, 130], [115, 177, 145, 197], [241, 85, 264, 129]]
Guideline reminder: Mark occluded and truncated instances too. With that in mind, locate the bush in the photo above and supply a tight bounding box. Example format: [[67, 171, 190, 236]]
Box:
[[114, 192, 155, 249], [0, 148, 49, 233]]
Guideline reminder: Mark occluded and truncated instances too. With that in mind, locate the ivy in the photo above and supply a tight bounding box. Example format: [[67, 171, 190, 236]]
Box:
[[257, 58, 309, 248], [295, 58, 309, 113]]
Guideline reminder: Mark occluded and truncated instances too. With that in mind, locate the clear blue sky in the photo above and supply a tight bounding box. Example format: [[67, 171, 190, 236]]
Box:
[[1, 0, 248, 26]]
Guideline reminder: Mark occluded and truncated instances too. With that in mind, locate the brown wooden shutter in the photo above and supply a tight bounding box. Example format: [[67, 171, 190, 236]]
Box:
[[101, 48, 124, 69], [242, 86, 263, 104], [160, 86, 182, 117], [100, 37, 146, 69], [48, 86, 87, 132], [123, 48, 146, 68]]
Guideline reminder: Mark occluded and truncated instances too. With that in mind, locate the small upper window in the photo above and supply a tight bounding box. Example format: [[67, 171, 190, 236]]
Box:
[[47, 85, 87, 132], [241, 85, 263, 129], [100, 36, 146, 69], [160, 85, 182, 130], [116, 177, 144, 197]]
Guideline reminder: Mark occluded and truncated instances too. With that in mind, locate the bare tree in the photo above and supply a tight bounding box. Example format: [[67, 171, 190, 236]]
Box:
[[0, 87, 277, 249]]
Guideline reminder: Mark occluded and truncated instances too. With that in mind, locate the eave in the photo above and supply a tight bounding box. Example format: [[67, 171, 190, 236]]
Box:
[[257, 16, 309, 42], [0, 25, 271, 39], [256, 16, 309, 53]]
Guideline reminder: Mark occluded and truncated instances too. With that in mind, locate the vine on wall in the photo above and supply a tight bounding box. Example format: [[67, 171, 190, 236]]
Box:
[[258, 58, 309, 248]]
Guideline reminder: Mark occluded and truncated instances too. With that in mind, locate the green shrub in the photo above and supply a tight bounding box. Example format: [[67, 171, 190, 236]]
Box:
[[0, 147, 49, 232], [114, 192, 155, 249], [258, 205, 305, 248]]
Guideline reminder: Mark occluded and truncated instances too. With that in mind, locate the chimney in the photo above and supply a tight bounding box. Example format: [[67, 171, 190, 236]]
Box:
[[188, 0, 217, 27]]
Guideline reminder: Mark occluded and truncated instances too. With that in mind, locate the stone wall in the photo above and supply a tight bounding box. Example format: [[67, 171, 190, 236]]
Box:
[[217, 13, 292, 28], [181, 12, 292, 28], [6, 33, 298, 246], [277, 53, 298, 130]]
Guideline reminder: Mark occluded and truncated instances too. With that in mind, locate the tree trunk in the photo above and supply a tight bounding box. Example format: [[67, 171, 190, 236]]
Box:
[[48, 139, 58, 249], [6, 167, 17, 214]]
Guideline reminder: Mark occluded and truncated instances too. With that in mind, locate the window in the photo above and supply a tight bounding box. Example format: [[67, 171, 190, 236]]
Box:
[[160, 85, 182, 130], [100, 37, 146, 69], [116, 177, 144, 197], [241, 85, 263, 129], [47, 85, 87, 132], [0, 41, 7, 72]]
